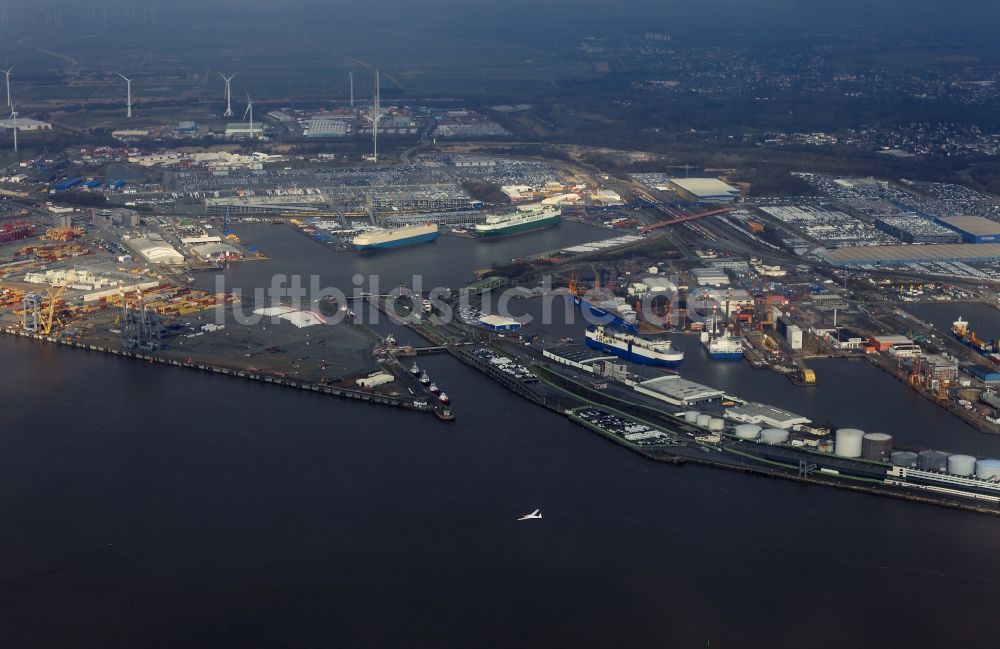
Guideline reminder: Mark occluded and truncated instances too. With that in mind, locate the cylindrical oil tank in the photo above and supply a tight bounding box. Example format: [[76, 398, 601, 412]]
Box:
[[708, 418, 725, 432], [696, 414, 712, 428], [862, 433, 893, 461], [734, 424, 761, 440], [948, 454, 977, 477], [684, 411, 700, 424], [917, 450, 948, 471], [818, 439, 835, 453], [760, 428, 789, 445], [835, 428, 864, 458], [890, 451, 918, 467], [975, 458, 1000, 481]]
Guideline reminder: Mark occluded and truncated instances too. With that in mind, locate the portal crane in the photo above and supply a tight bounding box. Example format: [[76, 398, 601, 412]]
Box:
[[16, 283, 68, 335]]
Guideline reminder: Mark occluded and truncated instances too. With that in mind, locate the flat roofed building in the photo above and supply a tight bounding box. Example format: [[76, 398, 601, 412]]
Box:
[[224, 123, 264, 138], [633, 375, 723, 406], [479, 314, 522, 331], [542, 345, 617, 373], [725, 402, 811, 429], [303, 118, 351, 138], [874, 216, 962, 244], [936, 215, 1000, 243], [642, 277, 677, 293], [667, 177, 740, 203], [126, 234, 185, 265], [820, 243, 1000, 265], [871, 334, 913, 350], [0, 117, 52, 131], [691, 267, 730, 287]]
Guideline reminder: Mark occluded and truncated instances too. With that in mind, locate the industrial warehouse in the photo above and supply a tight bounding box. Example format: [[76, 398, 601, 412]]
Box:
[[819, 243, 1000, 265], [936, 215, 1000, 243]]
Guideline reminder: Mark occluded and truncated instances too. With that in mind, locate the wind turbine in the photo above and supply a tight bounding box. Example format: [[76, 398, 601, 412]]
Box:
[[2, 66, 12, 107], [220, 72, 236, 117], [243, 93, 254, 139], [9, 104, 17, 152], [116, 72, 133, 118], [363, 69, 383, 161], [349, 71, 354, 107]]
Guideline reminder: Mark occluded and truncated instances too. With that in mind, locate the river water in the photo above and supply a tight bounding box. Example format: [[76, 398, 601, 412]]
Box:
[[1, 224, 998, 647]]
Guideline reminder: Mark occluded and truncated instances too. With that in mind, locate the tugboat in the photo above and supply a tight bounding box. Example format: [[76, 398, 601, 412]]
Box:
[[438, 392, 450, 405], [419, 371, 431, 385], [410, 362, 421, 376], [429, 382, 441, 395], [435, 407, 456, 421]]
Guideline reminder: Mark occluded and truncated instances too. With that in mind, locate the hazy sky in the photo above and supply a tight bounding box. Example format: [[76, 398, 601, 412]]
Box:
[[5, 0, 998, 33]]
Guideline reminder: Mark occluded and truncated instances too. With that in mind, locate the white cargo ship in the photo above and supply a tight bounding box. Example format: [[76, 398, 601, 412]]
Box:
[[352, 223, 439, 251], [474, 203, 561, 237], [585, 326, 684, 367], [700, 330, 744, 360]]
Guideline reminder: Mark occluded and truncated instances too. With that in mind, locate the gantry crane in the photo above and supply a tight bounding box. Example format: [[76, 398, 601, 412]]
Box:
[[16, 284, 68, 335]]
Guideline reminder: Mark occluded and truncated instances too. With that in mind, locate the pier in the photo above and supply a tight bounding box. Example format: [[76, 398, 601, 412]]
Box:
[[0, 327, 435, 414]]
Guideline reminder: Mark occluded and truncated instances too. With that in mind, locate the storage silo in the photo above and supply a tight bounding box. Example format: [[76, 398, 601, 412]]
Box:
[[834, 428, 864, 458], [975, 458, 1000, 481], [947, 454, 977, 477], [890, 451, 918, 467], [861, 433, 893, 461], [760, 428, 790, 445], [734, 424, 761, 440], [684, 411, 700, 424], [917, 450, 948, 471], [696, 414, 712, 428], [708, 418, 725, 432]]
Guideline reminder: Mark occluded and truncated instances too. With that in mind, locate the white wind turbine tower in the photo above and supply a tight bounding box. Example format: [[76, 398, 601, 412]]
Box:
[[220, 73, 236, 117], [2, 66, 13, 107], [244, 93, 255, 139], [349, 71, 354, 107], [363, 69, 383, 162], [116, 72, 133, 118], [10, 103, 17, 152]]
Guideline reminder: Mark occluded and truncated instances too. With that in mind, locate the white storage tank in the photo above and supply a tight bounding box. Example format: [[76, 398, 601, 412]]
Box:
[[861, 433, 893, 462], [975, 458, 1000, 481], [696, 414, 712, 428], [734, 424, 761, 440], [684, 411, 701, 424], [948, 454, 977, 477], [890, 451, 918, 467], [835, 428, 864, 458], [708, 418, 725, 432], [760, 428, 790, 445]]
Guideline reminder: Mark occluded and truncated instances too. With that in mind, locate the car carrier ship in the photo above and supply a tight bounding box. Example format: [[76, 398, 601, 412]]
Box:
[[352, 223, 439, 251], [474, 203, 561, 238], [585, 325, 684, 367]]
